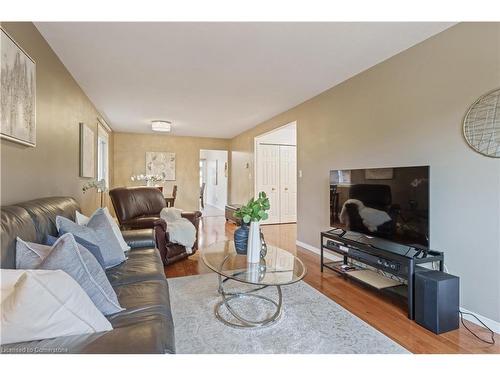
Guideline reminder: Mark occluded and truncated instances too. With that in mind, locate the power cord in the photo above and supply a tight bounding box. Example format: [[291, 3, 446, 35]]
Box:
[[346, 259, 496, 344], [435, 262, 495, 344], [459, 310, 496, 345]]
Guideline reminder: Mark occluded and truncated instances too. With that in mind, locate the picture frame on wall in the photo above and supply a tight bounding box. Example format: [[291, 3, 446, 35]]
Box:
[[79, 122, 95, 178], [0, 27, 36, 147], [145, 152, 176, 181]]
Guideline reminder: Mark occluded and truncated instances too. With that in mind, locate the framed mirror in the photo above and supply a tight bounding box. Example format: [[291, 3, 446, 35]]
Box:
[[463, 88, 500, 158]]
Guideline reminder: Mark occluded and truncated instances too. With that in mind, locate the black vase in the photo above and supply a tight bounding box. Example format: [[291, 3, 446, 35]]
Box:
[[234, 224, 249, 254]]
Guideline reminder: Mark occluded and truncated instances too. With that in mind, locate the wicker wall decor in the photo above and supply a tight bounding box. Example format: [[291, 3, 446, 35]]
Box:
[[463, 88, 500, 158]]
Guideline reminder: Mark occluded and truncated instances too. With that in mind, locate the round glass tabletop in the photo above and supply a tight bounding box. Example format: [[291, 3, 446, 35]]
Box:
[[201, 240, 306, 286]]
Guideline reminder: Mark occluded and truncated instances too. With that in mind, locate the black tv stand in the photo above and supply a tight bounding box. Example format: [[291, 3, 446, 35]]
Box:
[[320, 228, 444, 320]]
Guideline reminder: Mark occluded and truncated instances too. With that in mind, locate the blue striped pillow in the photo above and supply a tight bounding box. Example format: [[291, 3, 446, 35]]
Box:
[[46, 234, 106, 269]]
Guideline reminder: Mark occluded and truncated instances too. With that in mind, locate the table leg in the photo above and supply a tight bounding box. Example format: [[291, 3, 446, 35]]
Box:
[[214, 275, 283, 329]]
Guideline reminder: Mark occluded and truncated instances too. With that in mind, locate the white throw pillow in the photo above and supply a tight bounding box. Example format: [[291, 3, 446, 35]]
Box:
[[16, 233, 123, 315], [76, 208, 130, 252], [0, 269, 112, 345]]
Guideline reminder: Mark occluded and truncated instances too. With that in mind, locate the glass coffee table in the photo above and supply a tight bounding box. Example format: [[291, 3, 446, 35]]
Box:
[[202, 241, 306, 329]]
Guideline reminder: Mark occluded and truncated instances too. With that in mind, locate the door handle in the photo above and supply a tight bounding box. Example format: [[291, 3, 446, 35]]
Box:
[[284, 187, 288, 191], [272, 188, 276, 191]]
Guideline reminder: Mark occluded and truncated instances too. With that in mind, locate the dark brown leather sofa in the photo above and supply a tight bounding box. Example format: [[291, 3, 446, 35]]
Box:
[[0, 197, 175, 354], [109, 187, 202, 265]]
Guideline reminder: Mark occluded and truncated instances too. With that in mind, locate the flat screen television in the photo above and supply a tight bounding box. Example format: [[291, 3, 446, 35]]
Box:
[[329, 166, 429, 247]]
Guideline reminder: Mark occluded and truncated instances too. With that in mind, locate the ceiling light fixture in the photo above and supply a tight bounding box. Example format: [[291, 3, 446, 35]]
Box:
[[151, 120, 172, 132]]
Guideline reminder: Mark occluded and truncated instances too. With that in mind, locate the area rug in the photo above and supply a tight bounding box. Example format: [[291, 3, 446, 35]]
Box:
[[168, 273, 410, 354]]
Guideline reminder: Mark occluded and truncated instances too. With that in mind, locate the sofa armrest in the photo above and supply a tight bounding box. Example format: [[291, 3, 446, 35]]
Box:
[[121, 229, 156, 249], [80, 320, 175, 354]]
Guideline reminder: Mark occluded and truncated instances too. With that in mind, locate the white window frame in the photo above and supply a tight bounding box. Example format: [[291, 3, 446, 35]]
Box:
[[97, 119, 110, 190]]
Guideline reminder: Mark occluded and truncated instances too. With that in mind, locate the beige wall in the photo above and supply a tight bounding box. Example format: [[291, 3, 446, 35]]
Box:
[[113, 132, 229, 211], [229, 23, 500, 322], [2, 21, 498, 323], [0, 22, 111, 214]]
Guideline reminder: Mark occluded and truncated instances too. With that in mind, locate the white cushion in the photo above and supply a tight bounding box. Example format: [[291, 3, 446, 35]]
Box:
[[16, 233, 123, 315], [0, 269, 112, 345], [76, 208, 130, 252]]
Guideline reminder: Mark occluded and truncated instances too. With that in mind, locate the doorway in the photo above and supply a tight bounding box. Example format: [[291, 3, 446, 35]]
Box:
[[254, 122, 297, 224], [199, 149, 228, 217]]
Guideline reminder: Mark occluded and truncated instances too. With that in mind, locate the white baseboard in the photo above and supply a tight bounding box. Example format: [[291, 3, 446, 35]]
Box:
[[295, 240, 342, 262], [295, 240, 500, 334], [459, 308, 500, 334]]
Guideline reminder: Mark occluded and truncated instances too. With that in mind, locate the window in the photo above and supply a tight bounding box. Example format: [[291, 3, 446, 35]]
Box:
[[97, 121, 109, 190]]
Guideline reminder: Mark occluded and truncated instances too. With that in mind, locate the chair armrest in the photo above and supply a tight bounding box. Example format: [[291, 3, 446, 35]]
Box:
[[180, 211, 202, 251], [181, 211, 202, 223], [153, 219, 169, 262], [154, 212, 202, 264]]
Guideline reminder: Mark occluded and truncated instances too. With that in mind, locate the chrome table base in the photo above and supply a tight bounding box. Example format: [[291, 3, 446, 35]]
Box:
[[214, 274, 283, 329]]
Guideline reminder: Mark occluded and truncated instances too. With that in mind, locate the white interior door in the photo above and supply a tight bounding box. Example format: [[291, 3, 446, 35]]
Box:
[[206, 160, 217, 206], [256, 144, 280, 224], [279, 145, 297, 223]]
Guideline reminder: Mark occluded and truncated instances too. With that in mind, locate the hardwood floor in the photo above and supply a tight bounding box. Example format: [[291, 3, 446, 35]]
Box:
[[165, 216, 500, 354]]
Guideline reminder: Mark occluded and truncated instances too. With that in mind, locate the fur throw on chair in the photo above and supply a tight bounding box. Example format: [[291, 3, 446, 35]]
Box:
[[160, 208, 196, 253]]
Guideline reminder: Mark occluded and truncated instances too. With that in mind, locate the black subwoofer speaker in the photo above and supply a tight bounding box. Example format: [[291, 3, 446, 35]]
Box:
[[415, 270, 459, 334]]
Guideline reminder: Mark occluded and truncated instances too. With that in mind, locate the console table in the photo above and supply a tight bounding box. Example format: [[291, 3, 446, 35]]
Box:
[[320, 228, 444, 320]]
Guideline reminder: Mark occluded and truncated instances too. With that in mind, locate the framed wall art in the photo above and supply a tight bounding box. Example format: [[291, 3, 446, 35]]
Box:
[[146, 152, 176, 180], [0, 28, 36, 147]]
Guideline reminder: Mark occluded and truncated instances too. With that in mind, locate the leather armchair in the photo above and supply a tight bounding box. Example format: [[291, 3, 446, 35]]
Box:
[[154, 211, 202, 265], [109, 186, 202, 265], [109, 187, 167, 230]]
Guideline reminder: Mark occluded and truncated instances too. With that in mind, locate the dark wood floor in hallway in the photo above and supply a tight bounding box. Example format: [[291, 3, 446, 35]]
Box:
[[165, 216, 499, 354]]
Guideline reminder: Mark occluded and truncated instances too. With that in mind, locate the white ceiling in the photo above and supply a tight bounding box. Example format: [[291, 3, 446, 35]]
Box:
[[35, 22, 454, 138]]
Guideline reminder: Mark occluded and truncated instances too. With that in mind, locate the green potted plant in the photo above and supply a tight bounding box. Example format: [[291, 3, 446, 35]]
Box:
[[234, 192, 270, 262]]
